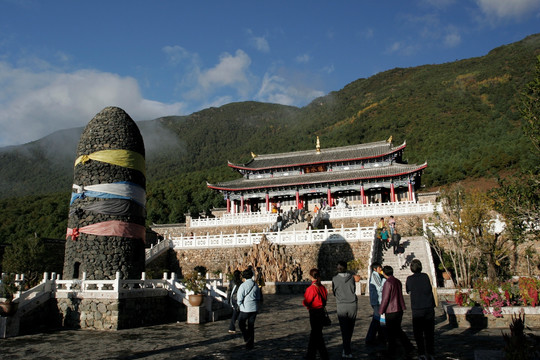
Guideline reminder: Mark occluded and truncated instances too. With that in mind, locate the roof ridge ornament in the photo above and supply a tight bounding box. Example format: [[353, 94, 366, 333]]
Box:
[[316, 136, 321, 154], [251, 152, 257, 158], [387, 135, 392, 144]]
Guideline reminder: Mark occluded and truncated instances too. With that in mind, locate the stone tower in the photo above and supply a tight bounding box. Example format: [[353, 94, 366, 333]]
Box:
[[63, 107, 146, 280]]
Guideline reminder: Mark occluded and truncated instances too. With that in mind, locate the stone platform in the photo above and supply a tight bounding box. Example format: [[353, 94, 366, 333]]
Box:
[[2, 294, 538, 360]]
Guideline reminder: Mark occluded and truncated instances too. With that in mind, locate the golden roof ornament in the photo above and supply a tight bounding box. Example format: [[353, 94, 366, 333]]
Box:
[[251, 152, 257, 158], [316, 136, 321, 154], [387, 135, 392, 144]]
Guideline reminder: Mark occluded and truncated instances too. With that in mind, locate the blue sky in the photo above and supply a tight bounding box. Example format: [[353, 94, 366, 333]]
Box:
[[0, 0, 539, 147]]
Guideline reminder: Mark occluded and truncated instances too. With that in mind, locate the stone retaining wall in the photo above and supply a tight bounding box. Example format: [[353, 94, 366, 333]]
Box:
[[55, 294, 186, 330], [172, 240, 372, 281]]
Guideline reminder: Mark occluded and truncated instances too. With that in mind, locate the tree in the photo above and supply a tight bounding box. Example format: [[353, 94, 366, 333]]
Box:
[[428, 185, 513, 287], [461, 191, 512, 281], [491, 174, 540, 272], [1, 236, 62, 287], [520, 55, 540, 153], [428, 184, 474, 287]]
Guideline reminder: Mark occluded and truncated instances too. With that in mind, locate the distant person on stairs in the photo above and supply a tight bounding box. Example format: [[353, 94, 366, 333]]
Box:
[[392, 230, 401, 255]]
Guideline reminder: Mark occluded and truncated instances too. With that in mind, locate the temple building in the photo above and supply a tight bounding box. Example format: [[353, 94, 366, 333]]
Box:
[[207, 137, 427, 213]]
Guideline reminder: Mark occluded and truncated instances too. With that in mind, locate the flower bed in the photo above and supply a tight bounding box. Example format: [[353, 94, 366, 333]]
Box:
[[443, 303, 540, 328], [444, 277, 540, 328]]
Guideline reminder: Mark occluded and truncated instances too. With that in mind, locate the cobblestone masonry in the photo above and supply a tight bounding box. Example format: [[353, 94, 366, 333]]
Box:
[[64, 107, 146, 280], [171, 239, 372, 282]]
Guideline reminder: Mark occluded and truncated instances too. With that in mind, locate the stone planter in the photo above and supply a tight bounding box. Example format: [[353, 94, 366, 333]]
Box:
[[443, 302, 540, 328], [188, 294, 204, 307]]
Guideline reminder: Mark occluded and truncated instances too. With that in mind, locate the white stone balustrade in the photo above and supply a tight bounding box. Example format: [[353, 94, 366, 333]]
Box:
[[190, 212, 278, 228], [7, 271, 225, 304], [326, 201, 440, 219], [169, 225, 375, 249], [145, 238, 172, 264]]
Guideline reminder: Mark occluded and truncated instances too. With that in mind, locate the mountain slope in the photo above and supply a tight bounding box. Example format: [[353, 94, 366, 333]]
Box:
[[0, 34, 538, 239]]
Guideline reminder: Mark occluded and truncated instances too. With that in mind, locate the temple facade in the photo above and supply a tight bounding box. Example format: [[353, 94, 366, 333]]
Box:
[[207, 138, 427, 213]]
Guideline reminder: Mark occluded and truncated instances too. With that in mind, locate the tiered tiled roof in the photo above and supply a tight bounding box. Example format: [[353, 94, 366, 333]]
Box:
[[208, 162, 426, 191], [228, 140, 406, 171]]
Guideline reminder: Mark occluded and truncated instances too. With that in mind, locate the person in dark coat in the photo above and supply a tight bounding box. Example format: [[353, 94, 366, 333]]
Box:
[[379, 265, 414, 359], [392, 229, 401, 255], [227, 270, 243, 333], [406, 259, 436, 360]]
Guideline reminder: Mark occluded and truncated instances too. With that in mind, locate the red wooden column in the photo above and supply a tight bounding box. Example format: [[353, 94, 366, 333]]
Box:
[[390, 183, 396, 202], [361, 185, 366, 205], [295, 190, 300, 208], [408, 180, 414, 201], [327, 188, 332, 207], [265, 193, 270, 212], [240, 195, 244, 213], [226, 196, 231, 213]]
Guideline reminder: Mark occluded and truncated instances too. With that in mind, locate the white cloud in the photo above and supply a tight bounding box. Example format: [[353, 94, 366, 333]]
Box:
[[0, 61, 184, 147], [386, 41, 418, 56], [256, 72, 324, 106], [163, 45, 195, 65], [246, 29, 270, 53], [253, 36, 270, 53], [322, 64, 335, 74], [476, 0, 540, 20], [420, 0, 456, 9], [190, 49, 253, 99], [295, 54, 311, 64], [361, 28, 374, 39], [444, 27, 462, 47]]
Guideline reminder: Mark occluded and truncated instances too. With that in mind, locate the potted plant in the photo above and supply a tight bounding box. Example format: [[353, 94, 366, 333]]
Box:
[[184, 271, 207, 306]]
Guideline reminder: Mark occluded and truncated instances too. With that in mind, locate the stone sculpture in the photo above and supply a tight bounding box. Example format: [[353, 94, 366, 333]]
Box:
[[63, 107, 146, 280]]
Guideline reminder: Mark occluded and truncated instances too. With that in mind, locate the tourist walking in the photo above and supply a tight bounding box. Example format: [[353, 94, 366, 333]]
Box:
[[365, 262, 387, 346], [379, 265, 414, 359], [237, 268, 263, 350], [277, 211, 283, 231], [389, 215, 396, 236], [332, 261, 359, 358], [302, 268, 329, 360], [227, 270, 243, 333], [380, 227, 390, 250], [392, 229, 401, 255], [377, 217, 385, 230], [406, 259, 436, 360]]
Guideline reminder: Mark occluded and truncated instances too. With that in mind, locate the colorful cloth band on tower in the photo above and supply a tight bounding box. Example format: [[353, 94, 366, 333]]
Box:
[[66, 220, 146, 242], [69, 198, 146, 218], [70, 182, 146, 206], [74, 149, 146, 175]]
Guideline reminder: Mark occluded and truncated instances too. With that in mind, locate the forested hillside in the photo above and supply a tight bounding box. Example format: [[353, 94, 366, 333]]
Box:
[[0, 33, 538, 245]]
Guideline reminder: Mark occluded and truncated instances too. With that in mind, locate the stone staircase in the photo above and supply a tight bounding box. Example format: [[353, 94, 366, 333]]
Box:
[[377, 236, 434, 293]]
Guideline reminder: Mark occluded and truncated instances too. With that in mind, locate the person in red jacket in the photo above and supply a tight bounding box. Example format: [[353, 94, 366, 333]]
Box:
[[303, 268, 329, 360], [379, 265, 414, 359]]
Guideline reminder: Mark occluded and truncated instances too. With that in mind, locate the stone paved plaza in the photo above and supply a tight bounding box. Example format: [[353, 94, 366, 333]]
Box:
[[2, 294, 533, 360]]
